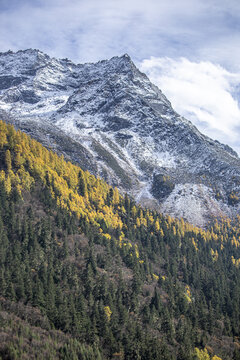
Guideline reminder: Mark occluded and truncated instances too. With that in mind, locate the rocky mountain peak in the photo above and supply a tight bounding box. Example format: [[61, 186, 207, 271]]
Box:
[[108, 53, 136, 71], [0, 49, 240, 226]]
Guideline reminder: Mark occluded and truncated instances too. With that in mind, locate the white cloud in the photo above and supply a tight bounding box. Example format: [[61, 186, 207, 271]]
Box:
[[139, 57, 240, 154], [0, 0, 240, 69]]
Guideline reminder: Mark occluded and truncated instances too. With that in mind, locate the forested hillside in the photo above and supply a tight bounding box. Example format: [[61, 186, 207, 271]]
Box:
[[0, 120, 240, 359]]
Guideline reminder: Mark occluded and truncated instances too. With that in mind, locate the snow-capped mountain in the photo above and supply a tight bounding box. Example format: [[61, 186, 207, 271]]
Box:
[[0, 48, 240, 226]]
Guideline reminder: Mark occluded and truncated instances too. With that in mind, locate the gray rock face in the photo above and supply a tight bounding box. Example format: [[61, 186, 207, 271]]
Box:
[[0, 49, 240, 226]]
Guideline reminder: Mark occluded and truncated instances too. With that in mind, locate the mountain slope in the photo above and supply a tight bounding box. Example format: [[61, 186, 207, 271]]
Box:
[[0, 49, 240, 226], [2, 120, 240, 359]]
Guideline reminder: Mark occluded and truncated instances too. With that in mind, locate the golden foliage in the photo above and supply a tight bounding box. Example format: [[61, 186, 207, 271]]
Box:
[[104, 306, 112, 321], [193, 348, 210, 360], [152, 273, 159, 281], [0, 121, 123, 234]]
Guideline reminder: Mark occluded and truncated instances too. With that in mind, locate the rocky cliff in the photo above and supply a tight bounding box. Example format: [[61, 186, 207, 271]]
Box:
[[0, 49, 239, 226]]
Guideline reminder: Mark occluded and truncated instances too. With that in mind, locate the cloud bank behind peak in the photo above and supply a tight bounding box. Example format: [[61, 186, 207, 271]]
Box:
[[140, 57, 240, 155]]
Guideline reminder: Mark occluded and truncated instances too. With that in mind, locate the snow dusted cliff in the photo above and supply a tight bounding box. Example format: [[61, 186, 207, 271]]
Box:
[[0, 49, 240, 226]]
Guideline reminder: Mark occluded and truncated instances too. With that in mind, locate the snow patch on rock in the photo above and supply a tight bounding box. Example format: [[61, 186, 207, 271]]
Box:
[[161, 184, 232, 227]]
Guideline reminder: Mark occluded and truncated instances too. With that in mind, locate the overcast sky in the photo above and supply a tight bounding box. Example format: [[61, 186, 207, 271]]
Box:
[[0, 0, 240, 153]]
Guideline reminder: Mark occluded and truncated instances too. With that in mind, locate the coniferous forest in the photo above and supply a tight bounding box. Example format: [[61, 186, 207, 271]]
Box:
[[1, 120, 240, 359]]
